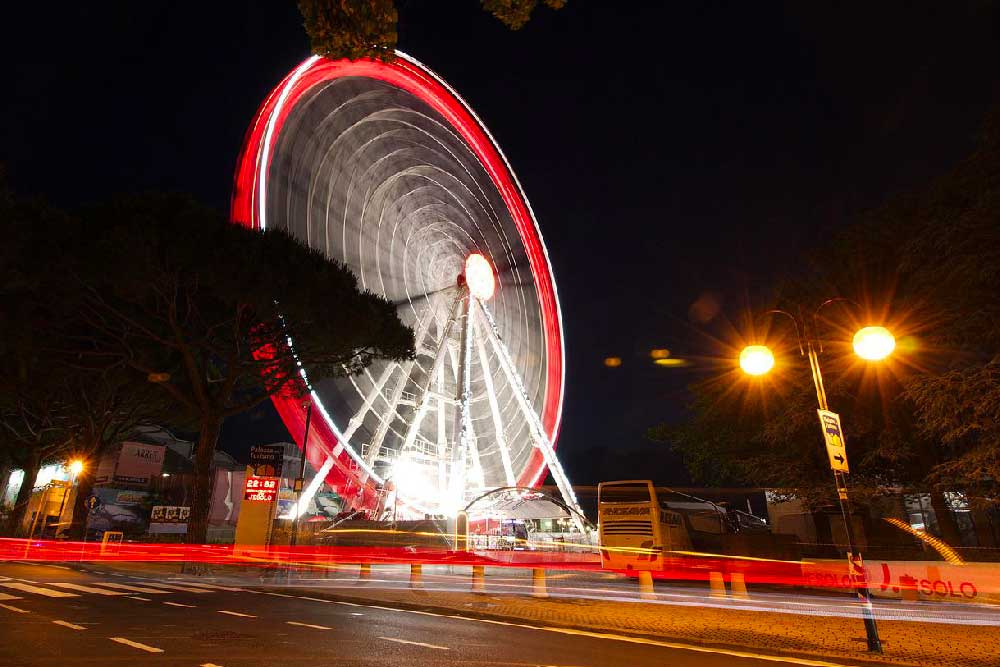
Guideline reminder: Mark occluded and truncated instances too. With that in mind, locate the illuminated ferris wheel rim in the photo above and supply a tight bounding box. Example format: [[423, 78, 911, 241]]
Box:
[[230, 51, 566, 500]]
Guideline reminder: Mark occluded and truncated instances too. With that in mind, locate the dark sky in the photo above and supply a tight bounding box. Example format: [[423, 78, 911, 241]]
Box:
[[4, 2, 998, 485]]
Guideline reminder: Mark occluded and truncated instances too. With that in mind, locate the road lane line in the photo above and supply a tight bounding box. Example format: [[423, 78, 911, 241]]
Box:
[[263, 591, 295, 598], [0, 593, 23, 601], [128, 596, 152, 601], [201, 663, 225, 666], [298, 596, 333, 603], [49, 583, 128, 596], [218, 610, 256, 618], [286, 621, 331, 630], [336, 600, 859, 667], [137, 581, 214, 593], [378, 637, 449, 650], [0, 603, 29, 613], [177, 582, 247, 592], [164, 601, 196, 608], [53, 620, 87, 630], [109, 637, 165, 653], [0, 582, 78, 598], [94, 582, 170, 594]]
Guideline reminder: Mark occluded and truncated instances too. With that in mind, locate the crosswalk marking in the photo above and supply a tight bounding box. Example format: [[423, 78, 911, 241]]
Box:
[[0, 582, 78, 598], [0, 603, 29, 613], [53, 620, 87, 630], [93, 582, 170, 594], [49, 583, 128, 596], [110, 637, 164, 653], [138, 581, 214, 594], [0, 593, 23, 601]]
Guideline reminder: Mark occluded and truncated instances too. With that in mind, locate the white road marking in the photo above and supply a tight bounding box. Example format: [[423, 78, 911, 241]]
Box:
[[177, 582, 247, 592], [0, 593, 23, 601], [128, 596, 152, 601], [340, 601, 860, 667], [218, 610, 256, 618], [263, 591, 295, 598], [298, 596, 333, 603], [0, 582, 78, 598], [164, 601, 196, 608], [53, 620, 87, 630], [286, 621, 331, 630], [0, 603, 29, 613], [378, 636, 449, 650], [109, 637, 165, 653], [201, 663, 225, 666], [0, 575, 11, 581], [137, 581, 214, 593], [49, 582, 127, 596], [94, 582, 170, 594]]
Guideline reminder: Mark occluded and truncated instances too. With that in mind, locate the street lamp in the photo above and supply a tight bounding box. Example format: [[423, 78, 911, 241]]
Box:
[[739, 304, 893, 654], [69, 460, 84, 477]]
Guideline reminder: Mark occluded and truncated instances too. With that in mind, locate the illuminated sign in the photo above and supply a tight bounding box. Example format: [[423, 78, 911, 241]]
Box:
[[244, 476, 279, 502]]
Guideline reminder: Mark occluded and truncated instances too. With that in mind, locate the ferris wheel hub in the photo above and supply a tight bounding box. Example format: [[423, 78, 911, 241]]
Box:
[[464, 253, 496, 300]]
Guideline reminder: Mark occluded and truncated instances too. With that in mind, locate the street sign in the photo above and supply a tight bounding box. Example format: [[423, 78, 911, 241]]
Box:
[[249, 444, 284, 477], [818, 409, 850, 473], [85, 495, 102, 512]]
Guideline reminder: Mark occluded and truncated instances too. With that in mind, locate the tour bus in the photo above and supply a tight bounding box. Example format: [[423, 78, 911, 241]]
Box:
[[597, 480, 692, 570]]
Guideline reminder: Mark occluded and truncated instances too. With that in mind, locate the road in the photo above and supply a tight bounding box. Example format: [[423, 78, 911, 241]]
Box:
[[0, 561, 855, 667]]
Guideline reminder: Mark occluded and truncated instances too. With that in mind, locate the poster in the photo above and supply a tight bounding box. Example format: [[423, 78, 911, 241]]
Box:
[[114, 442, 166, 484]]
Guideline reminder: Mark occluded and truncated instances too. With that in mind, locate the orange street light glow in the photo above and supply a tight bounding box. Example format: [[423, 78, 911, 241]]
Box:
[[465, 253, 495, 300], [853, 326, 895, 361], [603, 356, 622, 368], [69, 460, 84, 476], [739, 345, 775, 376]]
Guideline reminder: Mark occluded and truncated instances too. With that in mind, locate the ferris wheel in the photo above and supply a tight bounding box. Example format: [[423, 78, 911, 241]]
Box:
[[231, 52, 582, 529]]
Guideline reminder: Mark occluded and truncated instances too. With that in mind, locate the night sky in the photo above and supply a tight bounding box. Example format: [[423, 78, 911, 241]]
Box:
[[4, 2, 998, 485]]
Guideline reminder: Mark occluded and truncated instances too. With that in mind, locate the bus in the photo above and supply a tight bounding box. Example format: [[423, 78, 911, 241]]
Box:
[[597, 480, 776, 571], [597, 480, 691, 571]]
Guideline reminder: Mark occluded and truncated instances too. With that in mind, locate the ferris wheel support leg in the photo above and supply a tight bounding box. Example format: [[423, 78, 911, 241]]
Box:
[[399, 293, 464, 458], [363, 302, 441, 467], [436, 362, 449, 499], [476, 300, 588, 534], [472, 314, 517, 487]]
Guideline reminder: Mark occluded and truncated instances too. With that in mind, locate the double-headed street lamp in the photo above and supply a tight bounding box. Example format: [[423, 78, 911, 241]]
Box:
[[740, 302, 894, 654]]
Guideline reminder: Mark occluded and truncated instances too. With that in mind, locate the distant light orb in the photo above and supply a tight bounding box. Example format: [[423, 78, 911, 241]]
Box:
[[739, 345, 775, 376], [603, 356, 623, 368], [465, 253, 496, 300], [650, 348, 671, 359], [853, 326, 895, 361], [654, 358, 688, 367], [68, 460, 84, 476]]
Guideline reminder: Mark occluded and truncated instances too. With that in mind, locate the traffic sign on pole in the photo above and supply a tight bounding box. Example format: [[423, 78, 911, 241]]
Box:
[[818, 409, 849, 473]]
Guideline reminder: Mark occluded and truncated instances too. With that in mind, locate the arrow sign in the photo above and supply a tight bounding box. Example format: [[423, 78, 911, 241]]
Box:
[[818, 409, 850, 473]]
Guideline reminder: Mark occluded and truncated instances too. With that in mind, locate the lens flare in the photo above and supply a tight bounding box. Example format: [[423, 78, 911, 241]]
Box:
[[853, 326, 895, 361], [739, 345, 775, 376]]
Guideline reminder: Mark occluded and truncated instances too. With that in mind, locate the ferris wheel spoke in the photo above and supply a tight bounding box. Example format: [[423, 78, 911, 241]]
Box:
[[357, 301, 439, 465], [399, 291, 465, 460], [472, 312, 516, 487], [476, 299, 586, 532]]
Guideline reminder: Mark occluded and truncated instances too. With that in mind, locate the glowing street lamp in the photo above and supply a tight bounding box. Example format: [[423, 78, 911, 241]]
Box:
[[853, 326, 895, 361], [739, 345, 775, 376], [69, 460, 84, 477], [736, 307, 895, 654]]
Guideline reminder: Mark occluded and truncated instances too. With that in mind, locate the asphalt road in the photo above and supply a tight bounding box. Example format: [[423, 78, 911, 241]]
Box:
[[0, 561, 855, 667]]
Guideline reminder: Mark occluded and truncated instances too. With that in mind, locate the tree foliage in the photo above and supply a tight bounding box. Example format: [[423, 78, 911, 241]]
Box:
[[297, 0, 566, 61]]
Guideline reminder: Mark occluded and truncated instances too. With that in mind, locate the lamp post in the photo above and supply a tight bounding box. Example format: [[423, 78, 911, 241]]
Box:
[[740, 303, 894, 654], [289, 398, 313, 553]]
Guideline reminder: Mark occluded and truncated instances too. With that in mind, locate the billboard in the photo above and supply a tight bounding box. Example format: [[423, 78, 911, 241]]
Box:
[[249, 444, 284, 477], [114, 442, 166, 484]]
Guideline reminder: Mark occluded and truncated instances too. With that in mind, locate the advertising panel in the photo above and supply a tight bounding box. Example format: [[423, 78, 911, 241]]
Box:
[[149, 505, 190, 534], [114, 442, 166, 484], [249, 444, 284, 477]]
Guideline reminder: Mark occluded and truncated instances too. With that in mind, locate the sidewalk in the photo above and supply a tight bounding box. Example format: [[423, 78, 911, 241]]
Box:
[[72, 560, 1000, 667]]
